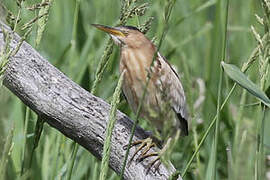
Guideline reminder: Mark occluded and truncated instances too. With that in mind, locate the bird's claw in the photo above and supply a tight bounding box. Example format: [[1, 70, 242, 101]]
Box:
[[124, 137, 162, 173], [146, 157, 161, 174], [136, 151, 158, 163]]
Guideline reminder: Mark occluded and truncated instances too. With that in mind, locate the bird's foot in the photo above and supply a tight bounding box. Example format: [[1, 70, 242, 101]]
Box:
[[124, 137, 164, 173]]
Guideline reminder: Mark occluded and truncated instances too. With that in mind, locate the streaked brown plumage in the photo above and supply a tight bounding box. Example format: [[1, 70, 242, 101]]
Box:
[[92, 24, 188, 139]]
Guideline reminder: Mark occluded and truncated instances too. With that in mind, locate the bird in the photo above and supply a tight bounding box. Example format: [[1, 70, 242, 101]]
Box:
[[92, 24, 189, 168]]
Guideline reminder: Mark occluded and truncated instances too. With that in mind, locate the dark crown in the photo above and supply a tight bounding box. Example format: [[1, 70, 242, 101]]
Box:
[[121, 26, 141, 32]]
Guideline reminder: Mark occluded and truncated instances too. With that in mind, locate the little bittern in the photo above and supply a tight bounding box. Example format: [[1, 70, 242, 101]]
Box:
[[93, 24, 188, 167]]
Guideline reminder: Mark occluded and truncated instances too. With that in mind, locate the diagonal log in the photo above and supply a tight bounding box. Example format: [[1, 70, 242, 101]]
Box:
[[0, 21, 182, 180]]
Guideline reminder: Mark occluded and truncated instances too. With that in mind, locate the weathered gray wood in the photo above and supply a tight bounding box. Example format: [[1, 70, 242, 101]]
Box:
[[0, 22, 183, 180]]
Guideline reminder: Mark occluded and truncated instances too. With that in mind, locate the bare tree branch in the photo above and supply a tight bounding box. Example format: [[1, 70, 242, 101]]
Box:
[[0, 21, 182, 180]]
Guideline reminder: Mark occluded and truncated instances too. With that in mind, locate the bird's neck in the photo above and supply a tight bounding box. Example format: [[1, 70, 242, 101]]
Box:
[[120, 43, 156, 83], [121, 42, 155, 66]]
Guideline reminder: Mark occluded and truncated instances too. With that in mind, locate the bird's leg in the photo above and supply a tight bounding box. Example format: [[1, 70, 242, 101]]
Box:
[[124, 136, 163, 172], [136, 139, 157, 162], [139, 130, 180, 173], [137, 137, 172, 172], [125, 130, 179, 173], [126, 137, 156, 166]]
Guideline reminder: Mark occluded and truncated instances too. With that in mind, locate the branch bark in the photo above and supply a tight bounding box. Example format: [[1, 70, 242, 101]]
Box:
[[0, 21, 182, 180]]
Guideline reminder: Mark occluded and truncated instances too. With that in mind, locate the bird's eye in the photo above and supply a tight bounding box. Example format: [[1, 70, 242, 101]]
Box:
[[122, 30, 129, 36]]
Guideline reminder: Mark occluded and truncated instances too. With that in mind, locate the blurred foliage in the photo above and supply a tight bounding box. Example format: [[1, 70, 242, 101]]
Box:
[[0, 0, 269, 179]]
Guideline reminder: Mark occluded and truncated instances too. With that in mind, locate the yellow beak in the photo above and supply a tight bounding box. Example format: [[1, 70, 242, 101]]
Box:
[[92, 24, 126, 37]]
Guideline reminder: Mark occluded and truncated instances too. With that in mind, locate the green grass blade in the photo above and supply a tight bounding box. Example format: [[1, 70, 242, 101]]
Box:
[[67, 141, 78, 180], [99, 71, 124, 180], [91, 41, 114, 95], [222, 61, 270, 107], [182, 38, 261, 177], [29, 116, 44, 169], [212, 0, 229, 179], [0, 127, 14, 180], [20, 107, 30, 176], [255, 105, 266, 180], [35, 0, 53, 48], [174, 0, 216, 26], [182, 84, 236, 177]]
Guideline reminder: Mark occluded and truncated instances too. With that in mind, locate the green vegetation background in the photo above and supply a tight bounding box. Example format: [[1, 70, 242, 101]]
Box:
[[0, 0, 269, 179]]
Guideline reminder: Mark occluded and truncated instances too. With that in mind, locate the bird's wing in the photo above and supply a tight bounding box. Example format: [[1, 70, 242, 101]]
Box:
[[156, 52, 189, 136]]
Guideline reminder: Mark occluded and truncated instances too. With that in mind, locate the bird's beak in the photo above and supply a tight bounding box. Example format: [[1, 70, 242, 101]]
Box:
[[92, 24, 126, 37]]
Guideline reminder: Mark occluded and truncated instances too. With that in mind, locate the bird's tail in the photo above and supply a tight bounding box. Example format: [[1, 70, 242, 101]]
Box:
[[176, 113, 188, 136]]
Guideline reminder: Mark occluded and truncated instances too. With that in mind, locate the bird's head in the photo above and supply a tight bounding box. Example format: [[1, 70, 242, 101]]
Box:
[[92, 24, 150, 48]]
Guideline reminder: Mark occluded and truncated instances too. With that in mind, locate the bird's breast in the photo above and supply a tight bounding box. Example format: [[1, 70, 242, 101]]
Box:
[[120, 48, 152, 81], [119, 48, 164, 123], [120, 48, 154, 110]]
